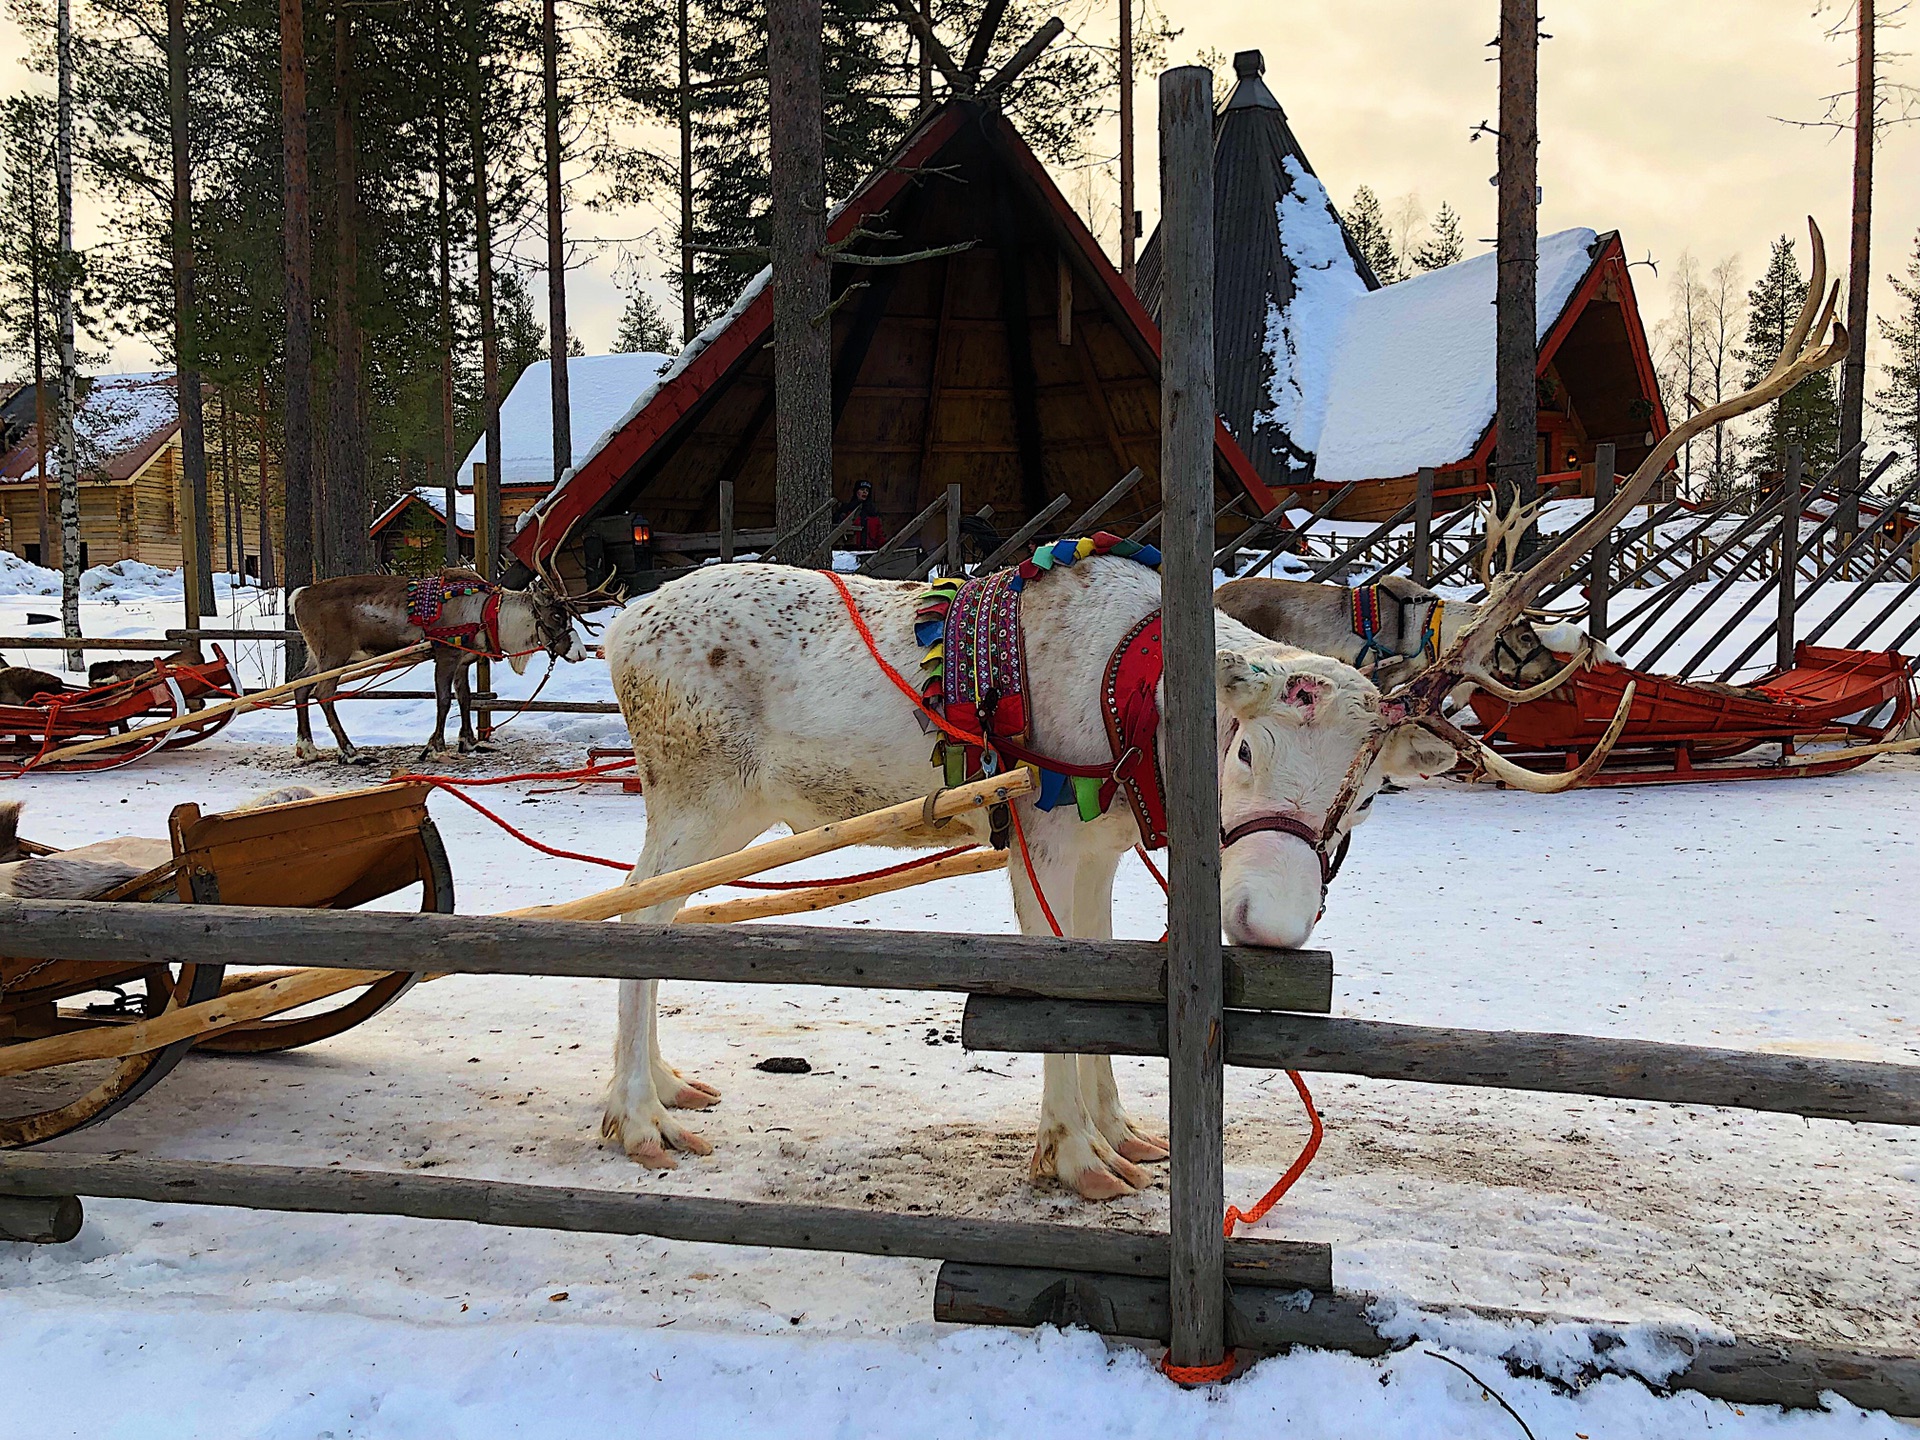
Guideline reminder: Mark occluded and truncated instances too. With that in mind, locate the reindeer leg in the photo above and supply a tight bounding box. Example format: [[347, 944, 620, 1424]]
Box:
[[1012, 820, 1150, 1201], [292, 656, 321, 763], [316, 675, 364, 764], [603, 795, 768, 1168], [454, 658, 479, 754], [1073, 854, 1168, 1165], [422, 649, 457, 758]]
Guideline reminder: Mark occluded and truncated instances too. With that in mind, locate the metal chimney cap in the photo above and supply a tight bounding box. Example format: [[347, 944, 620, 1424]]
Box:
[[1233, 50, 1265, 77]]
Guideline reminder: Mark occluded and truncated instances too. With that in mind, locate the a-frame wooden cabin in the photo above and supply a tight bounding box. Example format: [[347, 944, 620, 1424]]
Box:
[[509, 99, 1273, 579]]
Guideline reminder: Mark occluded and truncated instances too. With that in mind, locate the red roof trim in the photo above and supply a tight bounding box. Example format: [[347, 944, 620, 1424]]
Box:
[[1465, 233, 1669, 475], [370, 493, 472, 541], [511, 103, 1271, 567]]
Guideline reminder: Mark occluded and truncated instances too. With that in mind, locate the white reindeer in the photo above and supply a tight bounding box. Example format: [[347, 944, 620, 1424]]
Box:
[[600, 558, 1454, 1197]]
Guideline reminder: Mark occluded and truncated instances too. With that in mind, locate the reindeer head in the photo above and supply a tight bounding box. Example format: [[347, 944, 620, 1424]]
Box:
[[498, 577, 590, 674], [1214, 646, 1455, 948], [1320, 217, 1848, 824]]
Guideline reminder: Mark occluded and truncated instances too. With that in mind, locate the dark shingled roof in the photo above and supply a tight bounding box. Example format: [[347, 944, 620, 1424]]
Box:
[[1136, 50, 1377, 492]]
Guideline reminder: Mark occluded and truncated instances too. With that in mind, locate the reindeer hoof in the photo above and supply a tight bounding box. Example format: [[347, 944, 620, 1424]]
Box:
[[602, 1104, 712, 1168], [342, 750, 372, 767], [1115, 1133, 1170, 1164]]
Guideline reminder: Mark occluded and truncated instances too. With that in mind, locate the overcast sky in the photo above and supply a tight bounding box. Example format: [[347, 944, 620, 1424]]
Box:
[[5, 0, 1914, 406]]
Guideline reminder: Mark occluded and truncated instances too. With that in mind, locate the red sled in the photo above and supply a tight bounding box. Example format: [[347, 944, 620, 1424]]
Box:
[[0, 648, 239, 771], [1467, 643, 1915, 786]]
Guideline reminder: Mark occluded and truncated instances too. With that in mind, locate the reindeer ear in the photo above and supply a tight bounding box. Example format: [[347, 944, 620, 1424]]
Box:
[[1216, 652, 1278, 720], [1380, 724, 1457, 782]]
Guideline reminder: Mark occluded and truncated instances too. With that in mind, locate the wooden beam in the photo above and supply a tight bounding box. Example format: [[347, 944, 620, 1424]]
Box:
[[1067, 326, 1138, 480], [1064, 466, 1144, 536], [1410, 467, 1435, 585], [829, 239, 907, 427], [1587, 444, 1614, 642], [887, 0, 967, 93], [0, 901, 1335, 1012], [979, 16, 1063, 99], [1056, 251, 1072, 346], [932, 1264, 1920, 1417], [958, 0, 1010, 80], [915, 256, 959, 497], [0, 1194, 82, 1244], [0, 1153, 1330, 1289], [976, 491, 1071, 571], [960, 998, 1920, 1125]]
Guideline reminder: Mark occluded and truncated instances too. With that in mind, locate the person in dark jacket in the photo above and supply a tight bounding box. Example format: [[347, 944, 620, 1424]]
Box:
[[833, 480, 884, 549]]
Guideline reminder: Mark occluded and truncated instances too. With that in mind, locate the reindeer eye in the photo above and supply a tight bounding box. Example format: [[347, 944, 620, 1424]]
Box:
[[1237, 739, 1252, 766]]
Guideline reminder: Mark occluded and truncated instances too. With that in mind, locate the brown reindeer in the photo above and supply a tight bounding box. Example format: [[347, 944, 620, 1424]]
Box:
[[288, 570, 588, 763], [0, 661, 67, 707]]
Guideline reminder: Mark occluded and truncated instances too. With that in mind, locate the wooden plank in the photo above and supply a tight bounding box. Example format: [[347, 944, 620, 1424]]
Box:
[[1064, 466, 1144, 537], [960, 999, 1920, 1125], [1157, 63, 1225, 1373], [0, 635, 287, 653], [0, 1153, 1329, 1288], [1776, 447, 1802, 671], [932, 1263, 1920, 1416], [0, 900, 1334, 1011], [946, 483, 961, 575], [718, 480, 735, 563], [976, 492, 1071, 571]]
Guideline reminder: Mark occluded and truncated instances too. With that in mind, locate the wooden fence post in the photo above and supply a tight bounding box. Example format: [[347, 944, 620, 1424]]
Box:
[[946, 482, 961, 577], [1777, 447, 1802, 673], [1158, 63, 1225, 1376], [1588, 444, 1614, 643], [719, 480, 735, 564], [1411, 467, 1434, 585]]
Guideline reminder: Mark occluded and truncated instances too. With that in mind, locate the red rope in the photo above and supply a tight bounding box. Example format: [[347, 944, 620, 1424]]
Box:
[[1159, 1352, 1239, 1385], [392, 774, 635, 871], [821, 571, 985, 748]]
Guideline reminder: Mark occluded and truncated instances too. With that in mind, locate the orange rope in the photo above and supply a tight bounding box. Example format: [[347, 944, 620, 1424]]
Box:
[[1159, 1352, 1239, 1385], [1133, 847, 1324, 1241], [821, 571, 984, 748]]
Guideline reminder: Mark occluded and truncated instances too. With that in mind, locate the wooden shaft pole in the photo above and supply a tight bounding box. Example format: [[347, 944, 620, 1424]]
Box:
[[719, 479, 735, 563], [1158, 63, 1224, 1372], [1588, 443, 1615, 642], [673, 847, 1005, 924], [946, 482, 962, 576], [31, 644, 431, 766], [508, 770, 1032, 922]]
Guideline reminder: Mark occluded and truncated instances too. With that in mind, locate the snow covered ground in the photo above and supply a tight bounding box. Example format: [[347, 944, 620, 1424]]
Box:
[[2, 575, 1918, 1437]]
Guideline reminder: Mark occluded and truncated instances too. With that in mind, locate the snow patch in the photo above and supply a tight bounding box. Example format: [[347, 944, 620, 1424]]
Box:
[[455, 353, 672, 489], [0, 548, 61, 596], [1370, 1297, 1734, 1387], [1260, 158, 1372, 453]]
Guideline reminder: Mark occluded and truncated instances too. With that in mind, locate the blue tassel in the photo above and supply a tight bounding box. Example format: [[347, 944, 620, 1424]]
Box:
[[1051, 538, 1080, 565], [915, 618, 945, 646], [1135, 543, 1162, 568], [1035, 768, 1069, 812]]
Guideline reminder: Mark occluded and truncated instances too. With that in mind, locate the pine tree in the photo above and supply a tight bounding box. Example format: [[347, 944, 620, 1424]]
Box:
[[1876, 228, 1920, 486], [1412, 201, 1463, 272], [1343, 185, 1401, 284], [615, 289, 677, 353], [1738, 234, 1839, 483], [495, 268, 547, 395]]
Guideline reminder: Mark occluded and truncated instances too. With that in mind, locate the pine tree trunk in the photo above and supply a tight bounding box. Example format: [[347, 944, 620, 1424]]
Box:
[[767, 0, 833, 565], [326, 9, 372, 573], [169, 0, 215, 621], [1117, 0, 1134, 284], [471, 5, 502, 581], [56, 0, 81, 670], [257, 370, 276, 588], [221, 385, 235, 577], [279, 0, 315, 628], [1493, 0, 1539, 565], [677, 0, 695, 344], [437, 110, 458, 566], [542, 0, 571, 483], [29, 169, 49, 561], [1835, 0, 1874, 537]]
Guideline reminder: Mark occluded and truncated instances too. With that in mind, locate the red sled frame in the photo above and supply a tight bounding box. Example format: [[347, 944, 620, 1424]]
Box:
[[1468, 643, 1915, 786], [0, 648, 239, 772]]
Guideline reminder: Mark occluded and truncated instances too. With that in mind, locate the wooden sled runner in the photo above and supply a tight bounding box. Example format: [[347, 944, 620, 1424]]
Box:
[[0, 648, 239, 770], [1469, 643, 1916, 786], [0, 783, 453, 1147]]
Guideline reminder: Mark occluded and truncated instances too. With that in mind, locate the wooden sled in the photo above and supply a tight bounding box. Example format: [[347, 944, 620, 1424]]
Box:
[[0, 783, 453, 1147], [0, 648, 239, 769], [1469, 643, 1916, 787]]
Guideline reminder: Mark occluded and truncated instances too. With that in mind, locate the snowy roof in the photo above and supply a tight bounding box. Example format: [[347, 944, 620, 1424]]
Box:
[[1, 372, 180, 483], [1303, 228, 1601, 482], [369, 486, 474, 537], [458, 352, 672, 488], [515, 271, 771, 535]]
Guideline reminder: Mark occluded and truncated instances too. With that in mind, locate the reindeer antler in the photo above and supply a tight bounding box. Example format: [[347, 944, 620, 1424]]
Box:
[[1366, 217, 1847, 793]]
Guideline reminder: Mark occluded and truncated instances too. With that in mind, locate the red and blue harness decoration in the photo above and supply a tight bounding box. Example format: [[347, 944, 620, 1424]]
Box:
[[1348, 581, 1445, 673], [405, 574, 505, 657], [916, 532, 1171, 848]]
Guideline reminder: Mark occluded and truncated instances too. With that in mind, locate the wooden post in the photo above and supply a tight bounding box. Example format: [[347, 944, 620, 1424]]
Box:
[[541, 0, 571, 485], [1411, 467, 1434, 585], [946, 482, 961, 576], [1494, 0, 1539, 562], [1777, 446, 1802, 673], [1158, 64, 1224, 1375], [0, 1193, 81, 1244], [1588, 443, 1614, 643], [472, 461, 494, 738], [719, 480, 735, 563], [1835, 0, 1874, 539]]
